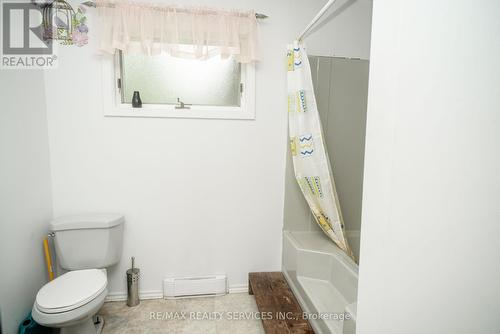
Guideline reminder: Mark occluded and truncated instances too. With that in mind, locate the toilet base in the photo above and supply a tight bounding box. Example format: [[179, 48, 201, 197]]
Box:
[[60, 315, 104, 334]]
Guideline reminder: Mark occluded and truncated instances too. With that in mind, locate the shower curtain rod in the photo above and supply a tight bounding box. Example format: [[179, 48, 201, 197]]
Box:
[[297, 0, 337, 41], [81, 1, 269, 19]]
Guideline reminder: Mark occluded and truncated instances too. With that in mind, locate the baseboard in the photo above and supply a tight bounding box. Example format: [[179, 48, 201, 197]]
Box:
[[228, 284, 249, 294], [105, 284, 249, 302], [105, 290, 163, 302]]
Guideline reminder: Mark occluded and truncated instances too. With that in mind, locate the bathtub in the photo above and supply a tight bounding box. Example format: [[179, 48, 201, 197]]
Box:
[[282, 230, 359, 334]]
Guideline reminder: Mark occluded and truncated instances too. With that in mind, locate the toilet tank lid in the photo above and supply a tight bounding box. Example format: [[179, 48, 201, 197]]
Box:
[[50, 213, 124, 231]]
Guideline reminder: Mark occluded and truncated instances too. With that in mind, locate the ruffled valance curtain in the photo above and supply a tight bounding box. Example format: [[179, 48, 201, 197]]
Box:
[[96, 0, 259, 63]]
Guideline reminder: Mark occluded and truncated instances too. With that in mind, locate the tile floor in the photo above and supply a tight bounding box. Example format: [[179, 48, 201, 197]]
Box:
[[98, 293, 266, 334]]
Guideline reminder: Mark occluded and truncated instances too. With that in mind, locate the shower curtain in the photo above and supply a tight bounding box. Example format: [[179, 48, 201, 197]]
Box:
[[287, 42, 354, 260]]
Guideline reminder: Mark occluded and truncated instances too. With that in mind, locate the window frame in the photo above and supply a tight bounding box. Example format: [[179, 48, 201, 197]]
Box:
[[102, 52, 255, 120]]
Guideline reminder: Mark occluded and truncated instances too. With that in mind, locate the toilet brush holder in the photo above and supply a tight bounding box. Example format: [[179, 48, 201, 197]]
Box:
[[126, 257, 140, 307]]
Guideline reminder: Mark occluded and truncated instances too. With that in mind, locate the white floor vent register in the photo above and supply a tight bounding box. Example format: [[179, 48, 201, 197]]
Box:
[[163, 275, 227, 299]]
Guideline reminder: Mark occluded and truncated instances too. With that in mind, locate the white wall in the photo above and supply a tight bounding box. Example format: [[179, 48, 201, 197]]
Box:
[[290, 0, 372, 59], [358, 1, 500, 333], [44, 0, 295, 296], [0, 71, 53, 333]]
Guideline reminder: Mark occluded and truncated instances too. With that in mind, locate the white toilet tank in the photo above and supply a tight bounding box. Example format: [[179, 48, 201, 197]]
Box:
[[50, 214, 124, 270]]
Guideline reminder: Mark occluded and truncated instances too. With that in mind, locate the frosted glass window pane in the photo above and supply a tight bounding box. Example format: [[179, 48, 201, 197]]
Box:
[[121, 53, 241, 107]]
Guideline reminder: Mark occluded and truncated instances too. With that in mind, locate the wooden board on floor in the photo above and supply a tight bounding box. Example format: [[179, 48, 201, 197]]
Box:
[[249, 272, 314, 334]]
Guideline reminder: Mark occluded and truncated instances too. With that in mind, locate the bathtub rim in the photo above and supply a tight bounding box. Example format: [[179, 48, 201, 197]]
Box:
[[285, 230, 359, 278]]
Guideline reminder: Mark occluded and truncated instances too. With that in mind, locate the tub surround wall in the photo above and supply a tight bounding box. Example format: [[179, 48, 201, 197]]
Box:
[[311, 56, 369, 234], [0, 71, 53, 334]]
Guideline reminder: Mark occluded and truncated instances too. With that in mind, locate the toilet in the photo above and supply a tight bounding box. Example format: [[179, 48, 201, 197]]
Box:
[[32, 214, 124, 334]]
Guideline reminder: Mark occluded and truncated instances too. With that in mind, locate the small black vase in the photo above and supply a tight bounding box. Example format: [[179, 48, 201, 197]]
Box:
[[132, 91, 142, 108]]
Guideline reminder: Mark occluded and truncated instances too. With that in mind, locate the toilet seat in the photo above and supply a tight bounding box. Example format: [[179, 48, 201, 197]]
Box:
[[35, 269, 107, 314]]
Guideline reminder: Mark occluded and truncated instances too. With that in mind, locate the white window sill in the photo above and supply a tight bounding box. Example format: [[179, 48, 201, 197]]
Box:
[[104, 104, 255, 120]]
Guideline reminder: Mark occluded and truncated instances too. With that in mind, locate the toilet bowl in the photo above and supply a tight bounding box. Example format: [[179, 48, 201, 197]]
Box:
[[32, 213, 124, 334], [32, 269, 108, 334]]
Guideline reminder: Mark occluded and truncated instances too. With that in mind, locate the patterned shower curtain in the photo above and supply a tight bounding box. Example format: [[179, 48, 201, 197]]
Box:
[[287, 42, 354, 260]]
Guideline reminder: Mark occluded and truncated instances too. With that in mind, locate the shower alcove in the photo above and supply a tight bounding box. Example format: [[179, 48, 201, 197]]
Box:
[[283, 56, 369, 334]]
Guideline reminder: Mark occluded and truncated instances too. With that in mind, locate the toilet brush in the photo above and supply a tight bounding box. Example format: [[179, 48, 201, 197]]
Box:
[[126, 257, 140, 306]]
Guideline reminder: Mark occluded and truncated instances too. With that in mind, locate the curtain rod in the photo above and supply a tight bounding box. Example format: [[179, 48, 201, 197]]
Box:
[[297, 0, 337, 41], [81, 1, 268, 19]]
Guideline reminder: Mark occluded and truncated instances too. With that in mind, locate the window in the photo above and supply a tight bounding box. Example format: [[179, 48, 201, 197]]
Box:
[[121, 52, 242, 107], [102, 52, 255, 120]]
